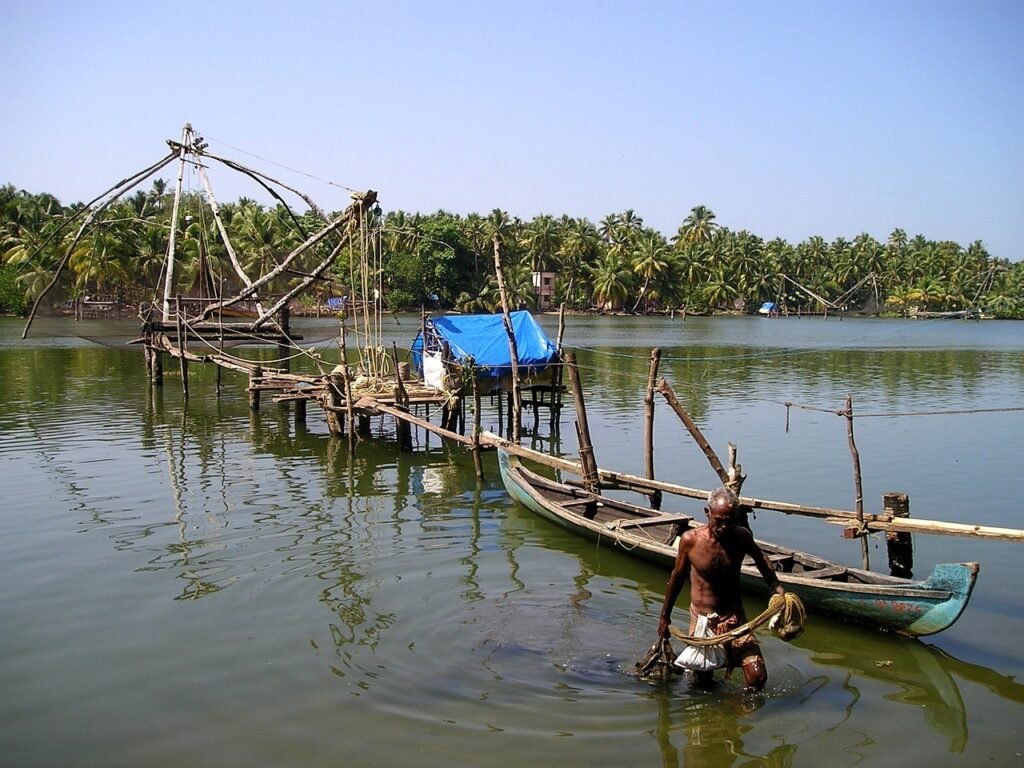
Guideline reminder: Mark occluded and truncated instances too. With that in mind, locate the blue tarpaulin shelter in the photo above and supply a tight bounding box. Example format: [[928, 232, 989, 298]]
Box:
[[411, 311, 559, 379]]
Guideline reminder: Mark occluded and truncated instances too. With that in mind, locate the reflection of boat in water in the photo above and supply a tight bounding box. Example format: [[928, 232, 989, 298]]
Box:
[[497, 449, 979, 636], [796, 625, 1024, 754], [798, 628, 970, 752]]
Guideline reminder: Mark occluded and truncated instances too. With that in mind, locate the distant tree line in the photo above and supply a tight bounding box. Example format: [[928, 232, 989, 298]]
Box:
[[2, 182, 1022, 318]]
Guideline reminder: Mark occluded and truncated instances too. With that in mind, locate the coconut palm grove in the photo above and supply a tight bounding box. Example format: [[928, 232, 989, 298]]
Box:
[[1, 182, 1021, 318]]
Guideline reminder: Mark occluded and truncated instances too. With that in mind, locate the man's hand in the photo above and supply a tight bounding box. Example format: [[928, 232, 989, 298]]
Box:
[[657, 616, 670, 639]]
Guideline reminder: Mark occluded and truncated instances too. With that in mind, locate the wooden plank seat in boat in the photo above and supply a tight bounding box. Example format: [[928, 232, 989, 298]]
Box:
[[797, 564, 848, 580], [604, 514, 692, 530], [562, 497, 602, 508], [744, 553, 794, 571]]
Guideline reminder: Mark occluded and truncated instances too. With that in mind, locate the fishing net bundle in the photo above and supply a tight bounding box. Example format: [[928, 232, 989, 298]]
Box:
[[633, 637, 681, 681]]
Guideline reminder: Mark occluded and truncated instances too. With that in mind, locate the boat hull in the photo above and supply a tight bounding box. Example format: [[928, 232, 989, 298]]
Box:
[[498, 449, 978, 636]]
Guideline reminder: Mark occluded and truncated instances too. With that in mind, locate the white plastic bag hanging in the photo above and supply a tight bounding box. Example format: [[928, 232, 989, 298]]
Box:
[[674, 613, 727, 672]]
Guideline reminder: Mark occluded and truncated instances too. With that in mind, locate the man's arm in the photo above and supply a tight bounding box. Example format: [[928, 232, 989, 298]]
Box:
[[744, 533, 786, 596], [658, 534, 693, 638]]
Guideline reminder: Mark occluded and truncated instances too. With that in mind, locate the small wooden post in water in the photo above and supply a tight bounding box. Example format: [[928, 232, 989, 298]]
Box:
[[278, 305, 291, 373], [392, 343, 413, 452], [249, 366, 262, 411], [151, 339, 163, 385], [844, 394, 870, 570], [325, 373, 344, 436], [644, 348, 661, 481], [884, 492, 914, 578]]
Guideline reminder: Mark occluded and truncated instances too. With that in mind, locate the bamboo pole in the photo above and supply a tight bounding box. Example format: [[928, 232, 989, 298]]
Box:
[[162, 126, 191, 322], [492, 236, 521, 442], [845, 394, 870, 569], [656, 378, 729, 485], [644, 348, 661, 481], [565, 352, 599, 493], [195, 162, 266, 318]]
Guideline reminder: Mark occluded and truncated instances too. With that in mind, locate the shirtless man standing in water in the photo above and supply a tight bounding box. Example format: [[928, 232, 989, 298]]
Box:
[[657, 486, 786, 690]]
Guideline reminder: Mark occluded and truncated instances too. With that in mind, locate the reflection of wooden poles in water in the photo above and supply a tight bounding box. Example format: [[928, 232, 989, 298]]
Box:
[[565, 352, 599, 493], [844, 395, 871, 570], [492, 236, 521, 442]]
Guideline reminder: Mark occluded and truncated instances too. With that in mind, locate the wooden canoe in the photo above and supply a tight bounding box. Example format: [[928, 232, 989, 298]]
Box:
[[497, 449, 979, 637]]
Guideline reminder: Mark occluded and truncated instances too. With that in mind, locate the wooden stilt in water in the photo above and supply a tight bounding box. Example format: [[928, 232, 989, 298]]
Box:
[[325, 373, 343, 435], [295, 397, 307, 428], [249, 366, 262, 411], [552, 303, 566, 431], [151, 342, 163, 385], [277, 305, 291, 373], [175, 295, 189, 399], [472, 375, 484, 481], [884, 492, 914, 578], [644, 347, 661, 481], [392, 343, 412, 451]]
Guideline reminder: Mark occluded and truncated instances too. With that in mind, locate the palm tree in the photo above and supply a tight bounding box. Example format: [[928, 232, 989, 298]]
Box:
[[589, 251, 633, 310], [703, 266, 739, 311], [675, 205, 718, 246], [519, 213, 560, 273], [630, 230, 670, 312]]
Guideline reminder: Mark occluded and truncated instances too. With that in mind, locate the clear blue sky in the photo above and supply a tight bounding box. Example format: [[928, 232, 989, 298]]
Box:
[[3, 1, 1022, 260]]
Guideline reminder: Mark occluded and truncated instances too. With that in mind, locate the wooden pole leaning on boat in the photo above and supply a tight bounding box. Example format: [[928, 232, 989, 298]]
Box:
[[565, 352, 600, 493], [656, 378, 730, 486]]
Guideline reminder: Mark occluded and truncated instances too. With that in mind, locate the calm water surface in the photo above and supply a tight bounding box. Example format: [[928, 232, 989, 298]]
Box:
[[1, 315, 1022, 767]]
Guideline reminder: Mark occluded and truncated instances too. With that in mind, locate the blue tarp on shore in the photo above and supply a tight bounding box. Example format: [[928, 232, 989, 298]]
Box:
[[411, 311, 559, 379]]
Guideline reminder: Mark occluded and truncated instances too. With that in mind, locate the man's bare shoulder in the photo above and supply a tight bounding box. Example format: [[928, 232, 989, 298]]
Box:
[[678, 527, 708, 550]]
